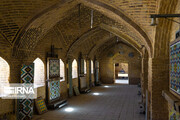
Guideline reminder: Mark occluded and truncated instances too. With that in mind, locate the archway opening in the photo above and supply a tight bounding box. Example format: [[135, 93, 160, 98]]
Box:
[[114, 63, 129, 84], [33, 58, 45, 87], [72, 59, 78, 79], [84, 60, 86, 74], [60, 59, 65, 82], [0, 57, 10, 97]]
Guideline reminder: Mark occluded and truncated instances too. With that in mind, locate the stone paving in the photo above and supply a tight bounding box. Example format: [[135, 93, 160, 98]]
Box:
[[33, 84, 145, 120]]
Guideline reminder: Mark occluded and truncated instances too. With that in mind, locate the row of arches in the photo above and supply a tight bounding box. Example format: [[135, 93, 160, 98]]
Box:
[[0, 57, 95, 86], [0, 57, 64, 87], [72, 59, 94, 78]]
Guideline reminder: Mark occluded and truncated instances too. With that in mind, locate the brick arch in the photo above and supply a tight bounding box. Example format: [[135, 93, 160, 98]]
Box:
[[32, 56, 45, 66], [33, 57, 45, 86], [0, 56, 10, 83], [67, 23, 142, 58], [0, 52, 10, 65], [88, 36, 116, 57], [112, 52, 140, 62], [0, 56, 10, 69], [12, 0, 78, 58], [153, 0, 178, 57], [95, 39, 141, 59], [89, 36, 142, 59], [97, 24, 142, 54], [12, 0, 152, 58], [66, 27, 102, 57], [80, 0, 152, 56]]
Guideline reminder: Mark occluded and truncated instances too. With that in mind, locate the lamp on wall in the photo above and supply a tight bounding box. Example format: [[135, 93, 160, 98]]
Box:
[[150, 17, 158, 26], [150, 14, 180, 26]]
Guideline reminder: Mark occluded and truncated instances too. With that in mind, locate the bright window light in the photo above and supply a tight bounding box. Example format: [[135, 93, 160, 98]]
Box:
[[65, 107, 74, 112], [91, 60, 93, 74], [0, 57, 10, 84], [115, 79, 129, 84], [84, 60, 86, 74], [93, 93, 100, 96], [0, 57, 10, 97], [118, 73, 128, 77], [72, 60, 78, 78], [33, 58, 45, 87], [60, 59, 65, 82]]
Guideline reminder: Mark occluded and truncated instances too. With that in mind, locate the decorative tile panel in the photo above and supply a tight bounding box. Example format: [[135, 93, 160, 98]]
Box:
[[17, 64, 34, 120], [170, 40, 180, 94]]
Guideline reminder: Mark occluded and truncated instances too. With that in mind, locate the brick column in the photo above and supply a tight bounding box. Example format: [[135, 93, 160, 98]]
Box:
[[86, 59, 91, 88], [67, 59, 73, 97], [148, 57, 169, 120], [141, 57, 148, 103]]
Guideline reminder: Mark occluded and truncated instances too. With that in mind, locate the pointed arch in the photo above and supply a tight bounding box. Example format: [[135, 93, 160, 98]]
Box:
[[0, 57, 10, 97], [13, 0, 152, 58], [33, 58, 45, 87], [60, 59, 65, 82], [91, 60, 94, 74], [72, 59, 78, 78], [84, 60, 87, 74], [0, 57, 10, 84]]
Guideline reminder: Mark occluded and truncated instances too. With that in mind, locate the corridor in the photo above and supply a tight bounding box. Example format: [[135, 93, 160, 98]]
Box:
[[33, 85, 145, 120]]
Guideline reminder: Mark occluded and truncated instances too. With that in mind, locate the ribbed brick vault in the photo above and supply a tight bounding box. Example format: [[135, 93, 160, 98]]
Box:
[[1, 0, 180, 119], [0, 0, 159, 59], [0, 0, 179, 59]]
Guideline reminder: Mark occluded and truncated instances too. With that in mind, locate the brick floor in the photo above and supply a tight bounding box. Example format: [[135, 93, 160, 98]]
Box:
[[33, 84, 145, 120]]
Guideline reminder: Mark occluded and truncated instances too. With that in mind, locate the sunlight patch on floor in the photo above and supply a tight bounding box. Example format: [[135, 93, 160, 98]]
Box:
[[115, 79, 129, 84]]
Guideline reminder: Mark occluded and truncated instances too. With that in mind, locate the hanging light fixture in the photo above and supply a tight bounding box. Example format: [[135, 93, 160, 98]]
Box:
[[150, 14, 180, 26], [150, 17, 158, 26]]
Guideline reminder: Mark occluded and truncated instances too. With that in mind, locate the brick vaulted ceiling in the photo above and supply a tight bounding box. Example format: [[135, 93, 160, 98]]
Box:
[[0, 0, 60, 44], [94, 37, 142, 59], [0, 0, 163, 58], [100, 0, 158, 39]]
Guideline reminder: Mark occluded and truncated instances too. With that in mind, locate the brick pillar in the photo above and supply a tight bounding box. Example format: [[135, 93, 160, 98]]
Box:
[[67, 59, 73, 97], [141, 57, 148, 103], [86, 59, 90, 88], [148, 57, 169, 120], [141, 48, 148, 104]]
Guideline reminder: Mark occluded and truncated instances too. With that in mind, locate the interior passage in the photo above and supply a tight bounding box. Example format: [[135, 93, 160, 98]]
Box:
[[33, 85, 145, 120]]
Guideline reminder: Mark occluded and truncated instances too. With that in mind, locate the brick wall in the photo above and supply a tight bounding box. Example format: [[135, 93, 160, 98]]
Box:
[[0, 36, 22, 116], [0, 1, 178, 120], [0, 29, 72, 117], [72, 78, 78, 88], [91, 74, 95, 85], [99, 43, 141, 84], [148, 57, 169, 120]]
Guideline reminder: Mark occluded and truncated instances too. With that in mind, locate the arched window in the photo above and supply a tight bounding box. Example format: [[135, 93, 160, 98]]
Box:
[[0, 57, 10, 84], [60, 59, 65, 82], [0, 57, 10, 97], [72, 59, 78, 78], [91, 60, 93, 74], [33, 58, 45, 87], [84, 60, 86, 74]]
